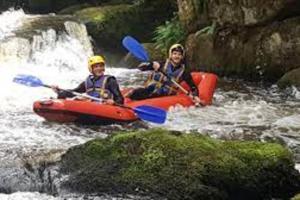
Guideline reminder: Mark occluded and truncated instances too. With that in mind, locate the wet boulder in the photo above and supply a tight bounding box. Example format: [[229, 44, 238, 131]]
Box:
[[177, 0, 300, 33], [68, 1, 175, 51], [185, 17, 300, 81], [60, 129, 300, 200], [277, 67, 300, 88]]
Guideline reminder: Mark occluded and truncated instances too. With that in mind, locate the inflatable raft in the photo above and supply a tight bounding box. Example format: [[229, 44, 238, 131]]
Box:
[[33, 72, 217, 125]]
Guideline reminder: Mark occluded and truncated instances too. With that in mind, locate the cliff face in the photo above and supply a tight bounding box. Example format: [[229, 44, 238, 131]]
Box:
[[178, 0, 300, 83]]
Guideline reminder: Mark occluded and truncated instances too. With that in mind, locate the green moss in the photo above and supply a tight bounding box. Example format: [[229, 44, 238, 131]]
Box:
[[72, 5, 127, 23], [277, 68, 300, 88], [71, 4, 140, 49], [66, 1, 176, 50], [60, 129, 300, 199]]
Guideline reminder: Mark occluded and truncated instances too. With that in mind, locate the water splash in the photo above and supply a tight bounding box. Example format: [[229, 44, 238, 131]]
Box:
[[292, 86, 300, 99], [0, 9, 26, 40]]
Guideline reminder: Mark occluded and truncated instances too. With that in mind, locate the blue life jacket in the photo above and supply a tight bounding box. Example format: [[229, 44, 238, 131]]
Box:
[[145, 59, 185, 95], [85, 75, 113, 99]]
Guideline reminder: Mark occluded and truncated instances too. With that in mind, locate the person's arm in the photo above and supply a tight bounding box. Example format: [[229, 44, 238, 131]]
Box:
[[137, 62, 153, 71], [72, 82, 86, 93], [106, 77, 124, 104], [57, 82, 85, 99], [181, 71, 199, 97], [137, 61, 162, 71]]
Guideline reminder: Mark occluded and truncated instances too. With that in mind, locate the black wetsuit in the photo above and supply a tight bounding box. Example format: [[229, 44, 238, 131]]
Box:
[[58, 76, 124, 104], [129, 62, 199, 100]]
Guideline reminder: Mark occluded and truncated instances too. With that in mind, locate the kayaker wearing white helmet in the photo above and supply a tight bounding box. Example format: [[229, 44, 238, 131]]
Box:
[[127, 44, 201, 104], [52, 55, 124, 104]]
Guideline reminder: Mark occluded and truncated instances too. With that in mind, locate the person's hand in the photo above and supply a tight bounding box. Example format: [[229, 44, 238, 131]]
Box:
[[105, 99, 115, 105], [50, 85, 60, 93], [153, 61, 160, 71], [189, 94, 204, 106], [137, 62, 150, 70]]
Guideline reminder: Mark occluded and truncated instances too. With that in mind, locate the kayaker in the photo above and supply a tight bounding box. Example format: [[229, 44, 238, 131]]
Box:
[[52, 55, 124, 105], [127, 44, 202, 104]]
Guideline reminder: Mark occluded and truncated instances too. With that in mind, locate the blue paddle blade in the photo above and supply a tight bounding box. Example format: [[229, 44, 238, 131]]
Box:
[[13, 74, 44, 87], [122, 36, 149, 62], [133, 105, 167, 124]]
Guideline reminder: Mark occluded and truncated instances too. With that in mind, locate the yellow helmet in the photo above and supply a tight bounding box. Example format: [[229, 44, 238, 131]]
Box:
[[168, 44, 185, 58], [88, 55, 105, 73]]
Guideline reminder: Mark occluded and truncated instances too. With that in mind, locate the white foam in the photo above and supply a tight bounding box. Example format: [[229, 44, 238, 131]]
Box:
[[0, 9, 26, 40]]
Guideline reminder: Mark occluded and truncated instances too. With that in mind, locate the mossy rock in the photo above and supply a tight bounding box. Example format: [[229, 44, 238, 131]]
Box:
[[68, 1, 175, 51], [72, 4, 140, 50], [277, 67, 300, 88], [186, 17, 300, 81], [60, 129, 300, 200]]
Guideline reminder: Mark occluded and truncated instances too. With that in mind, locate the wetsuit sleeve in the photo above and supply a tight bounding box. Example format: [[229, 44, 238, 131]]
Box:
[[57, 82, 85, 99], [72, 82, 86, 93], [138, 61, 166, 72], [182, 71, 199, 97], [137, 62, 153, 71], [106, 77, 124, 104]]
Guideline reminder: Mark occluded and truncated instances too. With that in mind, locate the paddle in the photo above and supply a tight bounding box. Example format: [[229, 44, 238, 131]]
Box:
[[13, 74, 167, 124], [122, 36, 149, 62], [122, 36, 193, 97]]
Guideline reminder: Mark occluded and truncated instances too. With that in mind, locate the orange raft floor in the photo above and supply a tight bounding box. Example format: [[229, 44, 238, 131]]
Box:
[[33, 72, 218, 125]]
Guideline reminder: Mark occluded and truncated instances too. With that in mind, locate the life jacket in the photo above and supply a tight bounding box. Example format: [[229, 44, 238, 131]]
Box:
[[145, 59, 185, 95], [85, 75, 113, 100]]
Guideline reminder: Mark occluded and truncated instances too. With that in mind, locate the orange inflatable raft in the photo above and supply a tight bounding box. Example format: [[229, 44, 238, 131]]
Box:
[[33, 72, 217, 125]]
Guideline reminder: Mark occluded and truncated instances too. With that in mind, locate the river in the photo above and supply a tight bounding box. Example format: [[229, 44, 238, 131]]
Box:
[[0, 8, 300, 200]]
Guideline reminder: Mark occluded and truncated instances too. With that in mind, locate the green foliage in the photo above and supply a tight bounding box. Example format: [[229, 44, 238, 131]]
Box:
[[153, 16, 187, 53]]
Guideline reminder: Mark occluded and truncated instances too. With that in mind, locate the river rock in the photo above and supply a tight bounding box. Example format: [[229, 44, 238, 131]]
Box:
[[185, 17, 300, 81], [69, 1, 175, 51], [277, 67, 300, 88], [177, 0, 300, 33], [60, 129, 300, 200]]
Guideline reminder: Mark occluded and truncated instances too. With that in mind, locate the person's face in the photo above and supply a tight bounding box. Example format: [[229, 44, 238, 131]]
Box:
[[92, 62, 105, 76], [170, 50, 183, 65]]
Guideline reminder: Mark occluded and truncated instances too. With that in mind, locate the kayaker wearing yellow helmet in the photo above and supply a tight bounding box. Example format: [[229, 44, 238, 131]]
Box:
[[127, 44, 201, 104], [52, 55, 124, 104]]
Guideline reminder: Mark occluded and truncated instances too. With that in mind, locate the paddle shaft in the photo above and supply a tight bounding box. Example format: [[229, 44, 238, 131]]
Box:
[[44, 84, 166, 123], [158, 70, 190, 95], [43, 84, 103, 102], [44, 84, 140, 110], [159, 68, 202, 106], [122, 36, 190, 95], [14, 73, 166, 123], [123, 35, 201, 106]]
